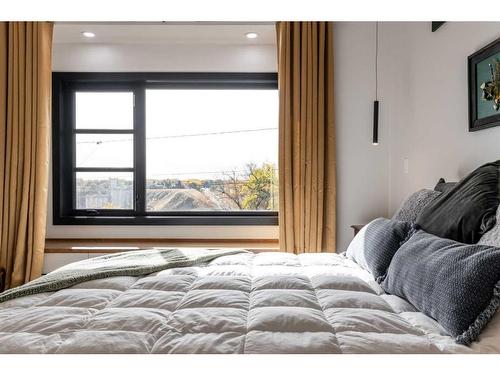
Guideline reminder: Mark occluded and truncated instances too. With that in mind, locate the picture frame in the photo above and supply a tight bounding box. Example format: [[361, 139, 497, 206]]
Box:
[[468, 37, 500, 132]]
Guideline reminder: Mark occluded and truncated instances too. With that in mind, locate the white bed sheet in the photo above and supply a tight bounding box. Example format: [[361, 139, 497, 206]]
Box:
[[1, 252, 499, 353]]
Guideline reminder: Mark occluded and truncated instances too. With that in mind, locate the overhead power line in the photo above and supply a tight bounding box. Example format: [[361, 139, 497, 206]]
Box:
[[76, 127, 278, 144]]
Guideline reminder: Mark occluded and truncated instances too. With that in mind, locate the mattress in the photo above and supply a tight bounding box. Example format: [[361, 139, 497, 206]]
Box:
[[1, 251, 499, 354]]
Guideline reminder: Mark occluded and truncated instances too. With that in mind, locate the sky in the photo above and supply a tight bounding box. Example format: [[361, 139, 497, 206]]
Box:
[[75, 89, 278, 181]]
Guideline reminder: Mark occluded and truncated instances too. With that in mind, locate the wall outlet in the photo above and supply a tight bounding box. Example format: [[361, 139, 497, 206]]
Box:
[[403, 158, 409, 174]]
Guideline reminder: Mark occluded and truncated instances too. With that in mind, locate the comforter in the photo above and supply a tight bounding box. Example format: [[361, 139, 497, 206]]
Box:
[[1, 251, 499, 353]]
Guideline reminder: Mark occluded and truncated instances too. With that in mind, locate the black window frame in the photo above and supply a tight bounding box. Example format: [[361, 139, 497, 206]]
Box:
[[52, 72, 279, 226]]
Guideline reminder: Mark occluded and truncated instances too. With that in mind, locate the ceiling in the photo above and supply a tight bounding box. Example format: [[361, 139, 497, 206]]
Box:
[[53, 22, 276, 45]]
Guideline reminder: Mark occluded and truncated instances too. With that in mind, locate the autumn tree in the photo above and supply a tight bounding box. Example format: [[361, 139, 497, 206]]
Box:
[[242, 163, 277, 210], [216, 163, 278, 210]]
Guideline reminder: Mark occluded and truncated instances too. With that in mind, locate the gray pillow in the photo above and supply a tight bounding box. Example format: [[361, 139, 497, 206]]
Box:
[[346, 218, 413, 281], [392, 189, 441, 223], [434, 178, 457, 194], [416, 160, 500, 244], [382, 229, 500, 345], [478, 204, 500, 247]]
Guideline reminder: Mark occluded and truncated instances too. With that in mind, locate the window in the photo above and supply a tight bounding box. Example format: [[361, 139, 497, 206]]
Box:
[[52, 73, 279, 225]]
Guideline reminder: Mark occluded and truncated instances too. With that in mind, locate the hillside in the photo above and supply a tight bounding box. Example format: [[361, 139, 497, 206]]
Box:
[[146, 188, 239, 211]]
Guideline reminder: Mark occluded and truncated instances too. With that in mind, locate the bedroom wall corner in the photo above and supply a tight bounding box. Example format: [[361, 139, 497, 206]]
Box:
[[385, 22, 500, 215]]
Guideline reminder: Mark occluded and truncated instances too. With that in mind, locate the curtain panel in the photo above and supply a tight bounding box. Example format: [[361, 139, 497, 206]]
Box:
[[276, 22, 336, 253], [0, 22, 53, 289]]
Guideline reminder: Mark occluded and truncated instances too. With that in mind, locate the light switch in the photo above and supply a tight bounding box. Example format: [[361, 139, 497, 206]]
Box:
[[403, 158, 409, 174]]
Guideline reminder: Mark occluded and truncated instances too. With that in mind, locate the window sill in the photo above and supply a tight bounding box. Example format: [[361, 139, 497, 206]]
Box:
[[44, 238, 279, 254]]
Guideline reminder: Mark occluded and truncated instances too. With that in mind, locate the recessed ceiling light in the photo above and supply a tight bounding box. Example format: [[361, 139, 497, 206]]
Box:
[[245, 32, 258, 39], [81, 31, 96, 38]]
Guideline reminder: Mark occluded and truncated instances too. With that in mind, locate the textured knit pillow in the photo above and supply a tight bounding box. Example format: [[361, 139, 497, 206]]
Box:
[[392, 189, 441, 223], [346, 218, 413, 281], [416, 160, 500, 244], [382, 229, 500, 345], [434, 178, 457, 194], [478, 204, 500, 247]]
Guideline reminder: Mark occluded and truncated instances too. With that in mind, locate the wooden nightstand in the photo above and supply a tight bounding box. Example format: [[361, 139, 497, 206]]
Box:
[[0, 267, 5, 292], [351, 224, 366, 237]]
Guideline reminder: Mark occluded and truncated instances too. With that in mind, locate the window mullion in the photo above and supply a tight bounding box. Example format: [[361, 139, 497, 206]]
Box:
[[134, 83, 146, 215]]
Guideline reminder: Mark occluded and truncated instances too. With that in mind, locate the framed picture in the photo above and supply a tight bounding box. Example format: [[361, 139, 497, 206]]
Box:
[[468, 37, 500, 132]]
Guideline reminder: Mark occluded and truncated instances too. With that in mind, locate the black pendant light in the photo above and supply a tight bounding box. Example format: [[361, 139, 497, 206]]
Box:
[[373, 22, 380, 145]]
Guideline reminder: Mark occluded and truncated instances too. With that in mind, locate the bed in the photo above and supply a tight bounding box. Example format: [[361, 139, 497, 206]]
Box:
[[1, 250, 499, 354]]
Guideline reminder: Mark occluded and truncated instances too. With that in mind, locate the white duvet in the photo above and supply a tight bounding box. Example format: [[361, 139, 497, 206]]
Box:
[[0, 251, 499, 353]]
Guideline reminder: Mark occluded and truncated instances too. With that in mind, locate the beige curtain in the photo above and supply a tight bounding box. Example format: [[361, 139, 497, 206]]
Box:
[[276, 22, 336, 253], [0, 22, 53, 289]]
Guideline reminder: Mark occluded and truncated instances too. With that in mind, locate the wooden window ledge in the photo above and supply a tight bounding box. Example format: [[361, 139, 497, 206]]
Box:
[[44, 238, 279, 254]]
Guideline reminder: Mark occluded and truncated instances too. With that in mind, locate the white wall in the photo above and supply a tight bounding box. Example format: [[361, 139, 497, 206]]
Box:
[[52, 43, 277, 72], [334, 21, 500, 249], [334, 22, 390, 251], [385, 22, 500, 214]]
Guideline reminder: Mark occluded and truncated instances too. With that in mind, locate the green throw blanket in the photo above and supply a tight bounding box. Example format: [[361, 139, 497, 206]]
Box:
[[0, 247, 248, 304]]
